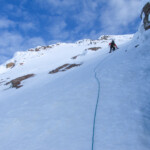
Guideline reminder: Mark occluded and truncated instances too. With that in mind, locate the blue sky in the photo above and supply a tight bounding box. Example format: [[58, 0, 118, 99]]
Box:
[[0, 0, 141, 64]]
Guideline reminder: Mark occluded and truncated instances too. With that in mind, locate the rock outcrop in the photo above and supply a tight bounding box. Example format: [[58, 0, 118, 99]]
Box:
[[141, 2, 150, 30], [87, 47, 101, 51], [6, 62, 15, 68], [49, 63, 82, 74], [6, 74, 35, 89]]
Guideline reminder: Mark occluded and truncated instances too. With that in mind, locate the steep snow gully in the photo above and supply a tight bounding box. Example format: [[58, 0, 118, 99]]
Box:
[[92, 54, 111, 150]]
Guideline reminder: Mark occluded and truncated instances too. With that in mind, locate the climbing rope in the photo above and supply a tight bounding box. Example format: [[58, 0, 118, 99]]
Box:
[[91, 67, 101, 150], [91, 54, 112, 150]]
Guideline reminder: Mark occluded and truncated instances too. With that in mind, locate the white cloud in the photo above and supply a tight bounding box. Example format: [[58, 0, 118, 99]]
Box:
[[0, 17, 37, 31], [34, 0, 142, 40], [35, 0, 77, 7], [19, 22, 37, 31], [47, 0, 99, 39], [48, 19, 69, 40], [99, 0, 141, 34], [0, 18, 16, 29], [0, 31, 46, 64], [25, 37, 46, 48], [0, 32, 23, 49]]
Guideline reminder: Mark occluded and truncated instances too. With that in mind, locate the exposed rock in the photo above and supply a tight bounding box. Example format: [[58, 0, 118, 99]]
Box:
[[71, 55, 80, 59], [47, 46, 53, 48], [6, 62, 15, 68], [141, 2, 150, 30], [20, 63, 24, 65], [49, 63, 82, 74], [49, 64, 69, 74], [6, 74, 35, 89], [28, 45, 53, 52], [88, 47, 101, 51], [76, 39, 92, 45], [35, 48, 40, 51], [92, 42, 97, 45], [65, 64, 81, 70], [42, 46, 48, 50], [28, 49, 34, 51], [100, 35, 109, 40], [42, 45, 52, 49]]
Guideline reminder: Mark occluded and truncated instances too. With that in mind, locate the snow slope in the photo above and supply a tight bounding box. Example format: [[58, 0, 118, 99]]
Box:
[[0, 11, 150, 150], [0, 34, 134, 150]]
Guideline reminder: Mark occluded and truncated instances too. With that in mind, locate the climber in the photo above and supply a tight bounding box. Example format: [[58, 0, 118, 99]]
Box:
[[109, 40, 118, 53]]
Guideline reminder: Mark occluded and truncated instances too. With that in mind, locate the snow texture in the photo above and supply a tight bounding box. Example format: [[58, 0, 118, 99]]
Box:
[[0, 4, 150, 149]]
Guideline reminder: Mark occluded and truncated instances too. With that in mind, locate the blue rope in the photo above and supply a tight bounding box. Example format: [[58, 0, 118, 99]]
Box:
[[91, 68, 101, 150], [91, 54, 111, 150]]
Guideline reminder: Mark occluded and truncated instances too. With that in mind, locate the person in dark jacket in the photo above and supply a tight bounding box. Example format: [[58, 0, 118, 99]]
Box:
[[109, 40, 118, 53]]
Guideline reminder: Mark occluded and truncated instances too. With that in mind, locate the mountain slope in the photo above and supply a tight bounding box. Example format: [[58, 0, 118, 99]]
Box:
[[0, 34, 134, 150], [94, 41, 150, 150], [0, 24, 150, 150]]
